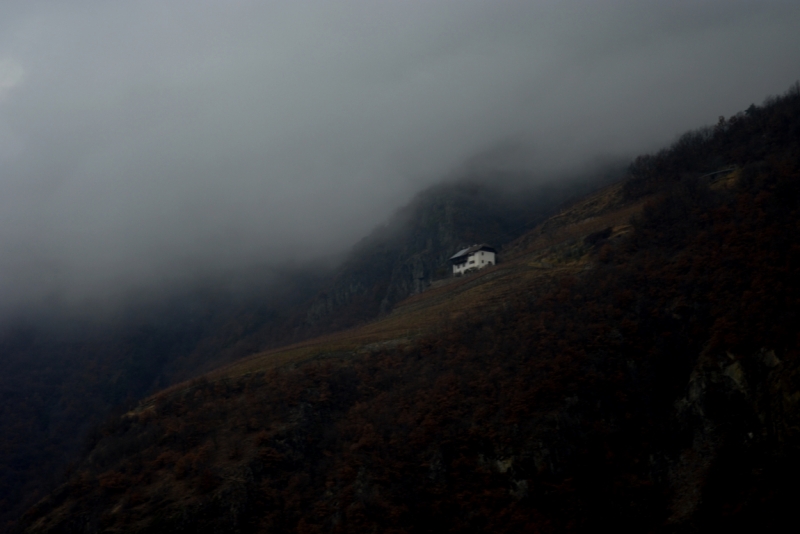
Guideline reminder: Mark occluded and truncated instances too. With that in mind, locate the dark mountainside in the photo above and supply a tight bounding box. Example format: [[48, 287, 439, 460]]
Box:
[[0, 270, 324, 532], [299, 173, 619, 335], [0, 174, 596, 531], [15, 84, 800, 532]]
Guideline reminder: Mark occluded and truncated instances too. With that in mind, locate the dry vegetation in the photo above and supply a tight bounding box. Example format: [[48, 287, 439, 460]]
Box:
[[202, 181, 647, 382], [18, 86, 800, 533]]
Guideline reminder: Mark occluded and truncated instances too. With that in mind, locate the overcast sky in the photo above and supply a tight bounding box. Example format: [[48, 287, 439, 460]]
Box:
[[0, 0, 799, 312]]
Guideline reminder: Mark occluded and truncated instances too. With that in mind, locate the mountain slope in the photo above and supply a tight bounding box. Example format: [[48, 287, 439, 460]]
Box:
[[295, 170, 621, 337], [0, 166, 611, 530], [18, 174, 649, 534], [17, 85, 800, 532]]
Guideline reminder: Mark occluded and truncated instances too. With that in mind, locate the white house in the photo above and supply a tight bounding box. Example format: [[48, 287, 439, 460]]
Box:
[[449, 244, 496, 276]]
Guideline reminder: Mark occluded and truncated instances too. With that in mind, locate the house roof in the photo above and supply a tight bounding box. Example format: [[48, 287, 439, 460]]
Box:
[[449, 244, 496, 261]]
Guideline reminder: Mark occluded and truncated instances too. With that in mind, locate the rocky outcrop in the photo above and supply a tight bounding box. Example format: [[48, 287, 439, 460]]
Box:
[[667, 345, 800, 526]]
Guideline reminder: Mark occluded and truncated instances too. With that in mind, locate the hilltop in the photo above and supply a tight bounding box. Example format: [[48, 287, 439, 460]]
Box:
[[15, 84, 800, 532]]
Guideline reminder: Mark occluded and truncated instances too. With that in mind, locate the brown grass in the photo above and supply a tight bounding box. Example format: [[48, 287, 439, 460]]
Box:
[[135, 181, 650, 408]]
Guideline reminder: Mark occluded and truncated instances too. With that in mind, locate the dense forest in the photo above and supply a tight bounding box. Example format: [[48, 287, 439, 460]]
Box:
[[14, 85, 800, 532]]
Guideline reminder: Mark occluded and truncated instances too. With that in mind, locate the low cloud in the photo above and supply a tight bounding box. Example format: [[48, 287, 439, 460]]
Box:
[[0, 0, 798, 312]]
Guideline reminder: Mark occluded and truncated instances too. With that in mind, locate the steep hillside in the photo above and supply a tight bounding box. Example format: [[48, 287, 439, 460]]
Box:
[[15, 172, 645, 534], [16, 86, 800, 532], [0, 270, 326, 531], [208, 182, 641, 380], [0, 167, 611, 530], [295, 170, 621, 337]]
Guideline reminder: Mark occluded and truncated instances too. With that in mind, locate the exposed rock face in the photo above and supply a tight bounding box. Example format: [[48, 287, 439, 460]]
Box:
[[665, 344, 800, 527]]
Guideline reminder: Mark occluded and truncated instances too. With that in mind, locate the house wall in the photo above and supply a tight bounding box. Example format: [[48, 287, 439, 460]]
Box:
[[452, 250, 495, 275]]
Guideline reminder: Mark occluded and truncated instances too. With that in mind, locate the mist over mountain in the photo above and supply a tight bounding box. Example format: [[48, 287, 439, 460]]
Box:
[[0, 263, 324, 529], [299, 163, 624, 335], [1, 165, 609, 528], [12, 84, 800, 533], [1, 1, 800, 315], [2, 1, 800, 531]]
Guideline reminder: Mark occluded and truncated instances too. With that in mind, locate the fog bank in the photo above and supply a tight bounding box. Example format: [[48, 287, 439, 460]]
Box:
[[1, 0, 799, 312]]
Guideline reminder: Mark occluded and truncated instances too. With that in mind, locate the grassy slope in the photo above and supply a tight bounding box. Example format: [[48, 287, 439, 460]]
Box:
[[148, 181, 644, 395], [19, 86, 800, 533], [23, 178, 647, 534], [23, 158, 800, 532]]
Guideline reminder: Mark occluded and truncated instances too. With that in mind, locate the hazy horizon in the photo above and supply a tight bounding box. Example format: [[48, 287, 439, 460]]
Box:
[[1, 0, 799, 314]]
